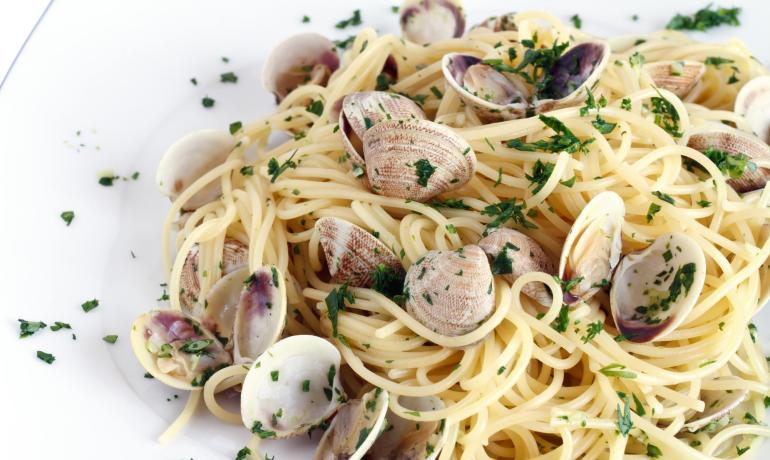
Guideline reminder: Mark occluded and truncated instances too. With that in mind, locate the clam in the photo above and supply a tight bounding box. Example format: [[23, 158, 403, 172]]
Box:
[[363, 118, 477, 202], [558, 191, 624, 304], [179, 237, 249, 318], [200, 266, 250, 344], [531, 42, 611, 113], [339, 92, 426, 177], [441, 53, 530, 122], [156, 129, 236, 209], [405, 245, 495, 337], [262, 33, 340, 103], [735, 76, 770, 144], [684, 124, 770, 193], [610, 233, 706, 343], [681, 377, 749, 433], [478, 228, 555, 307], [367, 396, 448, 460], [470, 13, 517, 33], [315, 217, 404, 288], [643, 61, 705, 98], [314, 387, 390, 460], [241, 335, 345, 438], [232, 266, 288, 363], [129, 309, 232, 390], [400, 0, 465, 45]]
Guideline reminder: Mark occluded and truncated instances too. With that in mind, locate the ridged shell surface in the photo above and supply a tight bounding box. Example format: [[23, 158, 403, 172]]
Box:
[[180, 238, 249, 317], [643, 60, 705, 98]]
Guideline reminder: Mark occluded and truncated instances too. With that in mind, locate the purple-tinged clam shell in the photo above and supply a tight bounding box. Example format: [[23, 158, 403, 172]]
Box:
[[262, 33, 340, 103], [232, 266, 287, 363], [400, 0, 465, 45]]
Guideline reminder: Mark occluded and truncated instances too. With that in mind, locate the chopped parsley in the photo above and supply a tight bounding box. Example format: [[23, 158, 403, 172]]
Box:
[[704, 56, 734, 68], [334, 36, 355, 49], [19, 319, 47, 338], [81, 299, 99, 313], [99, 175, 117, 186], [570, 14, 582, 29], [270, 370, 279, 382], [560, 176, 576, 187], [652, 191, 675, 205], [179, 339, 213, 354], [220, 72, 238, 83], [251, 421, 276, 439], [325, 283, 355, 337], [235, 447, 252, 460], [616, 398, 633, 436], [581, 320, 604, 343], [302, 379, 310, 392], [737, 446, 750, 456], [50, 321, 71, 331], [428, 198, 471, 210], [651, 94, 682, 137], [592, 116, 616, 134], [60, 210, 75, 226], [552, 304, 570, 332], [37, 350, 55, 364], [306, 99, 324, 116], [505, 115, 594, 154], [267, 151, 298, 183], [646, 443, 662, 458], [240, 165, 254, 176], [629, 52, 646, 68], [749, 323, 757, 343], [666, 5, 741, 31], [355, 427, 371, 449], [621, 98, 632, 111], [430, 86, 443, 99], [702, 146, 756, 179], [512, 40, 570, 98], [202, 96, 215, 108], [229, 121, 242, 135], [102, 335, 118, 344], [413, 159, 436, 187], [481, 198, 537, 236], [372, 264, 405, 298], [335, 9, 362, 29], [301, 15, 310, 23], [497, 366, 506, 375], [646, 203, 662, 223], [697, 199, 711, 208], [525, 160, 555, 194], [490, 242, 519, 275], [631, 263, 696, 325], [599, 363, 637, 379]]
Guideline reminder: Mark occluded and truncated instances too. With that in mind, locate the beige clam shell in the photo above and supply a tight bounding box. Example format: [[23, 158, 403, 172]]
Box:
[[232, 266, 288, 363], [315, 216, 404, 287], [681, 377, 749, 433], [262, 33, 340, 103], [363, 118, 477, 202], [180, 237, 249, 318], [339, 91, 426, 175], [367, 395, 448, 460], [400, 0, 466, 45], [643, 60, 705, 98], [405, 245, 495, 337], [558, 192, 624, 304], [684, 124, 770, 193], [470, 12, 517, 33], [478, 228, 555, 307], [734, 75, 770, 116]]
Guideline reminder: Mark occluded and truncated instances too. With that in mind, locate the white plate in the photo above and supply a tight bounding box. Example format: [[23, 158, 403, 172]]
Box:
[[2, 1, 769, 459]]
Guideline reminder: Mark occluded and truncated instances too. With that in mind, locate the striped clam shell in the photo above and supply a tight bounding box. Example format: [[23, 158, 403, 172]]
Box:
[[478, 228, 555, 307], [643, 60, 705, 98], [315, 217, 403, 287], [363, 118, 476, 202], [180, 237, 249, 318], [405, 245, 495, 337]]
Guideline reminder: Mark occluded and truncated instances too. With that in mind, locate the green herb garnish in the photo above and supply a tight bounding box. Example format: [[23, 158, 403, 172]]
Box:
[[267, 151, 298, 183], [37, 350, 55, 364], [666, 5, 741, 31], [60, 211, 75, 226]]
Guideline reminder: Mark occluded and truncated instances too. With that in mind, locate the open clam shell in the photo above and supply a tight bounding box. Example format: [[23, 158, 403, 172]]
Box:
[[180, 237, 249, 318], [262, 33, 340, 103], [316, 217, 404, 288], [314, 387, 390, 460], [610, 233, 705, 343], [232, 266, 288, 363], [735, 76, 770, 144], [478, 228, 555, 307], [130, 309, 232, 390], [643, 60, 705, 98], [684, 124, 770, 193], [405, 245, 495, 337], [559, 191, 624, 304], [241, 335, 345, 439], [200, 265, 250, 345], [441, 53, 530, 122], [367, 396, 448, 460], [470, 12, 517, 33], [363, 118, 476, 202], [532, 41, 611, 113], [156, 129, 236, 210], [339, 91, 426, 177], [681, 377, 749, 433], [400, 0, 465, 45]]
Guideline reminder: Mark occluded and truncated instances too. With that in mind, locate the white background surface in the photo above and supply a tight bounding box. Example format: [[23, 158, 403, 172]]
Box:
[[1, 1, 769, 459]]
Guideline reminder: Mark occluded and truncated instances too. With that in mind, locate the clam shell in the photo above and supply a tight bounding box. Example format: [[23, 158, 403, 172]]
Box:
[[241, 335, 344, 438], [681, 377, 749, 433], [643, 60, 705, 98], [156, 129, 236, 210], [129, 309, 232, 390], [316, 217, 404, 288], [262, 33, 340, 103], [339, 91, 426, 176], [684, 124, 770, 193], [232, 266, 288, 363], [400, 0, 465, 45], [441, 53, 530, 122], [470, 12, 517, 32], [478, 228, 555, 307], [745, 93, 770, 144], [367, 396, 448, 460], [405, 245, 495, 337], [314, 388, 390, 460], [180, 237, 249, 318], [533, 41, 611, 113], [201, 266, 250, 345], [734, 75, 770, 117], [558, 191, 625, 304], [363, 118, 477, 202], [610, 233, 705, 343]]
